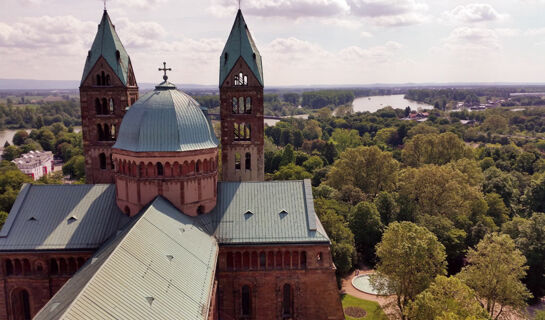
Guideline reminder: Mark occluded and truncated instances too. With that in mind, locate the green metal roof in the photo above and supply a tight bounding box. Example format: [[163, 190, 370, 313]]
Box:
[[113, 81, 219, 152], [34, 197, 218, 320], [81, 10, 131, 86], [0, 184, 129, 251], [219, 10, 263, 87], [198, 180, 330, 244]]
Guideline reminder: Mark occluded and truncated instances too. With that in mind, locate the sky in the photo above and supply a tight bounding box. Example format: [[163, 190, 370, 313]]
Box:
[[1, 0, 545, 86]]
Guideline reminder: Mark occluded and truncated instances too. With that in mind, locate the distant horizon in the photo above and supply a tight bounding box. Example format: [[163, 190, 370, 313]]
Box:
[[3, 78, 545, 91]]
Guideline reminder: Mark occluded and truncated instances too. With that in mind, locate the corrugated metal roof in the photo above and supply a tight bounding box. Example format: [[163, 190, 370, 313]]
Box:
[[219, 9, 263, 87], [81, 10, 131, 86], [198, 180, 329, 244], [113, 83, 219, 152], [0, 184, 129, 251], [34, 197, 218, 320]]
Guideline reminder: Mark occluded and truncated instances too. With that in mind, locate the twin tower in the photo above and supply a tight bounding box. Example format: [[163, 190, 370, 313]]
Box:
[[79, 10, 265, 201]]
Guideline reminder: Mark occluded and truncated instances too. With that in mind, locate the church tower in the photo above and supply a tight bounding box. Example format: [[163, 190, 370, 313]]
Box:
[[219, 10, 264, 181], [80, 10, 139, 184]]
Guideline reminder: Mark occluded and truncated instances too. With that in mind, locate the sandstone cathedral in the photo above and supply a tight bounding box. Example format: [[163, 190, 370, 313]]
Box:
[[0, 9, 344, 320]]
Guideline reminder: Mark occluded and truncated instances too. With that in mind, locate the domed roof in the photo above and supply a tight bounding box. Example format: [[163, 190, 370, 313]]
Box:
[[113, 81, 218, 152]]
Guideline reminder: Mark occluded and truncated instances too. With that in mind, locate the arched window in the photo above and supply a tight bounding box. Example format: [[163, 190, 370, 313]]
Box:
[[235, 153, 241, 170], [156, 163, 164, 176], [232, 97, 238, 114], [282, 284, 293, 318], [104, 124, 111, 141], [11, 288, 31, 320], [244, 75, 248, 85], [96, 74, 101, 86], [99, 153, 107, 170], [245, 153, 251, 171], [101, 71, 105, 86], [241, 285, 251, 316], [267, 251, 274, 269], [147, 162, 154, 177], [242, 252, 250, 270], [49, 259, 58, 275], [226, 252, 234, 271], [239, 97, 244, 113], [109, 98, 114, 114], [102, 98, 108, 114], [97, 124, 104, 141], [275, 252, 282, 269], [293, 251, 299, 269], [251, 252, 258, 269], [95, 98, 102, 114], [14, 259, 22, 275], [245, 97, 252, 113], [59, 259, 67, 274], [259, 252, 266, 269], [196, 160, 201, 173], [5, 259, 13, 276], [301, 251, 307, 269], [106, 74, 111, 86], [283, 252, 291, 269]]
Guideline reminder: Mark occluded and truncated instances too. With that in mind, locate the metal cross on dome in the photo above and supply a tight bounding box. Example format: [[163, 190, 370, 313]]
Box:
[[158, 62, 172, 81]]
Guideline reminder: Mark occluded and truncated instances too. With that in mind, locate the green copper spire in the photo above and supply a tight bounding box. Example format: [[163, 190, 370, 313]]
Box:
[[81, 10, 131, 86], [219, 10, 263, 87]]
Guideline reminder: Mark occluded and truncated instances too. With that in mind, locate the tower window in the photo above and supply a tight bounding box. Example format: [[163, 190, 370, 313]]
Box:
[[197, 205, 204, 215], [156, 162, 164, 176], [96, 74, 101, 86], [245, 97, 252, 114], [235, 153, 241, 170], [109, 98, 114, 114], [102, 98, 108, 114], [241, 285, 251, 316], [95, 98, 102, 114], [99, 153, 107, 170], [234, 123, 251, 141], [282, 284, 293, 318], [232, 97, 238, 114], [106, 74, 111, 86], [245, 153, 251, 170], [234, 72, 248, 86]]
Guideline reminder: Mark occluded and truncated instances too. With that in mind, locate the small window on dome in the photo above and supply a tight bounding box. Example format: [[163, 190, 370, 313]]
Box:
[[224, 52, 228, 65], [115, 50, 120, 61]]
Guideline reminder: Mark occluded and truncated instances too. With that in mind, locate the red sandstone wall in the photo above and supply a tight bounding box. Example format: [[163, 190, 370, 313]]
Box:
[[216, 244, 345, 320], [0, 252, 92, 320]]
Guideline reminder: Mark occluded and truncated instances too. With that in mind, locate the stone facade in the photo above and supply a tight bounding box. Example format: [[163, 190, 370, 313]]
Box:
[[80, 57, 138, 184], [112, 148, 218, 216], [216, 244, 345, 320], [0, 252, 92, 320], [220, 57, 264, 182]]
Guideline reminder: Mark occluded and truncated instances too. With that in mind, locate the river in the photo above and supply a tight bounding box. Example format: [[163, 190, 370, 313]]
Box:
[[0, 127, 81, 150], [352, 94, 433, 113]]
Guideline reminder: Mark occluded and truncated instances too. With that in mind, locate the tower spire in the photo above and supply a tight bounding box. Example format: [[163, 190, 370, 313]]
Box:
[[104, 0, 107, 11]]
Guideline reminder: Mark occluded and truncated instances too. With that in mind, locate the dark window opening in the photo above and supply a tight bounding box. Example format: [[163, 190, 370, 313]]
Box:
[[241, 285, 251, 316], [12, 289, 31, 320], [49, 259, 58, 275], [116, 50, 120, 60], [197, 205, 204, 215], [234, 123, 251, 141], [156, 162, 164, 176], [301, 251, 307, 269], [99, 153, 107, 170], [245, 153, 251, 170], [124, 206, 130, 216], [95, 98, 101, 114], [282, 284, 293, 318], [224, 52, 228, 65], [106, 74, 111, 86], [259, 252, 266, 269], [102, 98, 108, 114], [5, 260, 13, 276], [227, 252, 234, 271], [245, 97, 252, 114]]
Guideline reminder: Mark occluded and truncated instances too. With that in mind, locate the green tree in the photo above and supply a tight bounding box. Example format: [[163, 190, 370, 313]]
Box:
[[0, 210, 7, 229], [406, 276, 488, 320], [535, 311, 545, 320], [0, 161, 32, 212], [373, 222, 447, 319], [502, 213, 545, 300], [2, 145, 21, 161], [485, 193, 509, 227], [402, 133, 472, 167], [279, 144, 295, 167], [272, 164, 311, 180], [482, 115, 508, 133], [326, 146, 399, 197], [12, 130, 28, 146], [302, 119, 322, 140], [330, 128, 362, 152], [62, 155, 85, 180], [459, 233, 532, 319], [374, 191, 398, 224], [349, 202, 383, 264], [37, 128, 56, 151], [302, 155, 323, 173]]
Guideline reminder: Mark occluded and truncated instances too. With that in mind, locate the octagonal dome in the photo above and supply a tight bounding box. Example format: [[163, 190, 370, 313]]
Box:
[[113, 81, 219, 152]]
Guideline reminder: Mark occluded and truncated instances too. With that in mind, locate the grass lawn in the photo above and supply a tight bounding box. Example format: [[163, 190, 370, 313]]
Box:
[[341, 294, 388, 320]]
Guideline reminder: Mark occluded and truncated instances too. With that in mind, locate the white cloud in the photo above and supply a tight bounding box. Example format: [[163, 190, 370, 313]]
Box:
[[115, 18, 166, 48], [210, 0, 349, 18], [442, 3, 506, 24], [360, 31, 373, 37], [441, 27, 501, 52], [347, 0, 429, 26], [106, 0, 169, 9]]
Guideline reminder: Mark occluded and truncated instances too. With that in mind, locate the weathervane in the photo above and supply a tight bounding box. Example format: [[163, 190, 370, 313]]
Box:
[[158, 62, 172, 81]]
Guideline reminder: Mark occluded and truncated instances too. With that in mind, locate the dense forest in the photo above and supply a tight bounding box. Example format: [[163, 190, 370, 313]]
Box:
[[0, 100, 81, 130]]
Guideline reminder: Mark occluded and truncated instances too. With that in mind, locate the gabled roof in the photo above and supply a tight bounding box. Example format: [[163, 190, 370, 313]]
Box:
[[219, 10, 263, 87], [34, 197, 218, 320], [198, 180, 330, 244], [81, 10, 131, 86], [0, 184, 128, 251], [113, 82, 219, 152]]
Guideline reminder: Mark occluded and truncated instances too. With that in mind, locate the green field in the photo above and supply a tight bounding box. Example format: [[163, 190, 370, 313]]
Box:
[[341, 294, 388, 320]]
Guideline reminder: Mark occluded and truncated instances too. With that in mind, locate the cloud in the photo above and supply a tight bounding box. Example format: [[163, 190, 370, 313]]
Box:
[[209, 0, 349, 18], [346, 0, 429, 26], [115, 18, 166, 48], [442, 3, 506, 24], [441, 27, 501, 51], [106, 0, 169, 9]]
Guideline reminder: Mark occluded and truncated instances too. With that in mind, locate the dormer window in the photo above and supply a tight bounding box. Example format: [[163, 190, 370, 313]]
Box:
[[115, 50, 120, 61], [224, 52, 229, 65]]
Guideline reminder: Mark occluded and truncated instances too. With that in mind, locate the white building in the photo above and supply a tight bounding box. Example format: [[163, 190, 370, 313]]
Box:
[[12, 151, 54, 180]]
